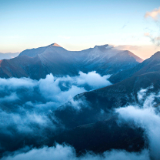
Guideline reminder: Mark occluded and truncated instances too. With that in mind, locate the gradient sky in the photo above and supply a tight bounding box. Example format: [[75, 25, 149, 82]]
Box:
[[0, 0, 160, 59]]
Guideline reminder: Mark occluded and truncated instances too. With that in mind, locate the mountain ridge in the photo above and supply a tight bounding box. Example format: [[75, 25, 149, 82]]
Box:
[[0, 43, 143, 79], [109, 51, 160, 83]]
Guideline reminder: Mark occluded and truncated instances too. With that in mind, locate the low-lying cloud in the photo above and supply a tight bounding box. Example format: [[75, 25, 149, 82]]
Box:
[[0, 92, 19, 102], [1, 144, 149, 160], [0, 71, 111, 107], [2, 74, 160, 159], [116, 88, 160, 160], [0, 71, 111, 156]]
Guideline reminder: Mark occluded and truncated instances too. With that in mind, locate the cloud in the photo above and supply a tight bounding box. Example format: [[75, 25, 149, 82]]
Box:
[[0, 71, 111, 107], [0, 71, 112, 154], [137, 88, 147, 102], [0, 92, 19, 102], [1, 144, 149, 160], [63, 96, 89, 110], [0, 109, 54, 134], [0, 77, 36, 90], [145, 7, 160, 21], [0, 80, 157, 160], [0, 70, 111, 112], [38, 74, 86, 103], [116, 89, 160, 160], [115, 45, 141, 51], [144, 32, 160, 46], [76, 71, 111, 89], [37, 72, 111, 106], [137, 85, 154, 102]]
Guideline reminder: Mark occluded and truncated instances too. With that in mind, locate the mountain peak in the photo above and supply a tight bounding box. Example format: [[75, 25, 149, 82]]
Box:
[[50, 43, 61, 47], [93, 44, 114, 52], [120, 50, 143, 63], [152, 51, 160, 58], [94, 44, 111, 48], [148, 51, 160, 62]]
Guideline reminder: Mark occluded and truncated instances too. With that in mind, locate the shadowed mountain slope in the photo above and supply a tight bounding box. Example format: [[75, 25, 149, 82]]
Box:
[[54, 117, 146, 155], [55, 72, 160, 130], [50, 68, 160, 155], [109, 51, 160, 83]]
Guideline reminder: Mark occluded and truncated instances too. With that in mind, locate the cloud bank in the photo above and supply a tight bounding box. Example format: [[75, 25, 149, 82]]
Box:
[[1, 75, 160, 160], [0, 71, 111, 107], [0, 71, 111, 156], [1, 144, 149, 160], [116, 88, 160, 160]]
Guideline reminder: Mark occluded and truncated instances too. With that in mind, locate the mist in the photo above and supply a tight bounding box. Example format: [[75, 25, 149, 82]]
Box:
[[0, 71, 111, 157], [1, 74, 160, 160], [1, 144, 149, 160], [116, 88, 160, 160]]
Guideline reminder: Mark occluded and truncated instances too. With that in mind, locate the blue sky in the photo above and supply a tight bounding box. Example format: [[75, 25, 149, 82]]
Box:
[[0, 0, 160, 58]]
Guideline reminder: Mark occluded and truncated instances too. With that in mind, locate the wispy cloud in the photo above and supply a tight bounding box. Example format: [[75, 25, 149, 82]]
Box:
[[145, 7, 160, 21], [116, 88, 160, 160], [144, 32, 160, 46], [115, 45, 141, 51]]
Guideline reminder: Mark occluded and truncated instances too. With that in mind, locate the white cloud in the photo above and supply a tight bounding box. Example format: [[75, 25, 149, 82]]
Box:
[[38, 72, 111, 105], [145, 7, 160, 20], [1, 144, 149, 160], [116, 91, 160, 160], [0, 77, 36, 90], [0, 92, 19, 102], [38, 74, 86, 103], [77, 71, 111, 89], [0, 108, 55, 134], [0, 71, 111, 107], [137, 88, 147, 102], [0, 71, 112, 144]]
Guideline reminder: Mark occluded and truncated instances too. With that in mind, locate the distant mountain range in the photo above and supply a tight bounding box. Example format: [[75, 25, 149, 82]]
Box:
[[0, 52, 19, 60], [0, 43, 143, 79]]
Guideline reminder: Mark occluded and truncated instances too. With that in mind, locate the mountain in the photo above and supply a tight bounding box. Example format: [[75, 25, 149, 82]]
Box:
[[0, 43, 143, 79], [0, 52, 19, 60], [109, 51, 160, 83], [49, 70, 158, 154], [57, 52, 160, 128], [19, 43, 66, 57], [54, 117, 145, 154], [51, 54, 160, 154], [55, 72, 160, 130], [52, 51, 160, 144]]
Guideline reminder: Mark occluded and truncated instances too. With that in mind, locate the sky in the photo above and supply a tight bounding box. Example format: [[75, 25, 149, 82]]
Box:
[[0, 0, 160, 59]]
